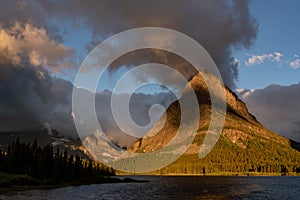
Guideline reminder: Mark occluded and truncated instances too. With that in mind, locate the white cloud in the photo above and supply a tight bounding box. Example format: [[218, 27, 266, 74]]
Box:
[[246, 53, 273, 65], [290, 59, 300, 69], [232, 58, 240, 66], [235, 88, 254, 99], [245, 51, 284, 66], [273, 52, 283, 62]]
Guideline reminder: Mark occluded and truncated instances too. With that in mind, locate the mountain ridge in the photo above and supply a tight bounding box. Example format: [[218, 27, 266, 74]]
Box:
[[129, 71, 300, 174]]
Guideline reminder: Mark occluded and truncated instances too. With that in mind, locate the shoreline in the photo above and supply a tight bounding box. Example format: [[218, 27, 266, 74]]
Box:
[[1, 173, 299, 193], [0, 177, 148, 193], [117, 172, 300, 177]]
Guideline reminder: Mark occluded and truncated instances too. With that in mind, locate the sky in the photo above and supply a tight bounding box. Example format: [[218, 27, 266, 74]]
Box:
[[0, 0, 299, 142], [232, 0, 300, 142], [53, 0, 300, 91], [235, 0, 300, 89]]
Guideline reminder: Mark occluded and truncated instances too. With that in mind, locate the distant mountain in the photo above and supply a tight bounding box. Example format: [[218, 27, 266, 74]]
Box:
[[1, 71, 299, 175], [0, 130, 51, 150], [129, 71, 300, 174], [0, 130, 91, 160]]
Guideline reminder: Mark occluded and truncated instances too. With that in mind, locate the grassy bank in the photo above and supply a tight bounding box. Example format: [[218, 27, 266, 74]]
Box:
[[0, 172, 42, 187]]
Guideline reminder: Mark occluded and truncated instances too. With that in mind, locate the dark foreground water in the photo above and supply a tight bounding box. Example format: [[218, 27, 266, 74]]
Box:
[[1, 176, 300, 200]]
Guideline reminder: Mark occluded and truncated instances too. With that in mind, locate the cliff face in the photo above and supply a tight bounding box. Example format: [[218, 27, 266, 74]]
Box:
[[129, 71, 300, 174], [130, 71, 264, 153], [188, 71, 257, 123]]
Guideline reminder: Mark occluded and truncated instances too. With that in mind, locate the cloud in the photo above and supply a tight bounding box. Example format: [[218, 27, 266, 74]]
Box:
[[0, 21, 77, 137], [95, 91, 176, 145], [0, 22, 74, 72], [235, 88, 254, 99], [0, 0, 258, 139], [231, 58, 240, 66], [0, 64, 75, 136], [71, 88, 177, 145], [0, 21, 76, 136], [37, 0, 257, 89], [245, 52, 283, 66], [246, 53, 274, 65], [236, 84, 300, 142], [0, 58, 176, 144], [273, 52, 283, 62], [290, 59, 300, 69]]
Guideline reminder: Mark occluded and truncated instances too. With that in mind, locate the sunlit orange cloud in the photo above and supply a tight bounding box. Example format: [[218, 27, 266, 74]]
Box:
[[0, 22, 74, 72]]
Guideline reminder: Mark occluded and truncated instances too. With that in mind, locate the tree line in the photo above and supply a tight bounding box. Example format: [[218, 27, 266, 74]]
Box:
[[0, 137, 115, 183], [149, 134, 300, 175]]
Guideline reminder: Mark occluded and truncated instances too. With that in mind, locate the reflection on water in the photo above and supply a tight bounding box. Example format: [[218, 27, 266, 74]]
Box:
[[1, 176, 300, 200]]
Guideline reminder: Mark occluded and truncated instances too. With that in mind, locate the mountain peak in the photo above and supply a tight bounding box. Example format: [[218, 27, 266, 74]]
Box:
[[188, 71, 257, 124], [129, 70, 300, 175]]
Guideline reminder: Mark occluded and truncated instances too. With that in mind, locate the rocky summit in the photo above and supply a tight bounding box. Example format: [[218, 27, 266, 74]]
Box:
[[129, 71, 300, 175]]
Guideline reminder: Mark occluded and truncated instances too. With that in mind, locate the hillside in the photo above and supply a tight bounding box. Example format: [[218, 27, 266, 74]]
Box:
[[129, 71, 300, 175], [0, 130, 91, 160]]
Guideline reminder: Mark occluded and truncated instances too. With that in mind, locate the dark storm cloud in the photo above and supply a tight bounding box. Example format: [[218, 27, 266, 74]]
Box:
[[0, 0, 257, 88], [95, 90, 176, 146], [41, 0, 257, 88], [237, 84, 300, 142], [0, 63, 75, 135], [0, 19, 75, 135], [0, 61, 175, 141], [0, 0, 258, 136]]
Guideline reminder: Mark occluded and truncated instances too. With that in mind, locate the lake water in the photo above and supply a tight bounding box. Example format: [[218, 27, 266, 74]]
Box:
[[1, 176, 300, 200]]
